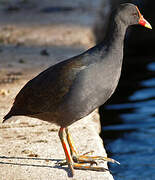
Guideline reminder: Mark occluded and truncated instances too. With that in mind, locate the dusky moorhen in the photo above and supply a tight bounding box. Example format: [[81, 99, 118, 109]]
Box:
[[3, 3, 152, 176]]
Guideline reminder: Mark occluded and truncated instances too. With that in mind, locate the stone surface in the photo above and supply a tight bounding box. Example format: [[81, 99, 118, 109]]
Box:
[[0, 111, 114, 180], [0, 0, 114, 179]]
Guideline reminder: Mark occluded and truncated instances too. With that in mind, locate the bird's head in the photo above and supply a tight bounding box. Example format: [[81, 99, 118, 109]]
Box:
[[116, 3, 152, 29]]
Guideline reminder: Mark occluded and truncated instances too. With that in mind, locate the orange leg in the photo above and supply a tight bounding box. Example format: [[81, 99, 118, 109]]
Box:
[[65, 128, 120, 168], [58, 127, 120, 175], [58, 127, 74, 176]]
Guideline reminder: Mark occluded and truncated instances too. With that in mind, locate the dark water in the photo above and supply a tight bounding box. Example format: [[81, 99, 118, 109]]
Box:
[[100, 56, 155, 180]]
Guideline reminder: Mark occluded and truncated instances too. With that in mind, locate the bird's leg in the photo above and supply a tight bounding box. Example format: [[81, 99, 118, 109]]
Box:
[[58, 127, 74, 176], [65, 128, 96, 164], [65, 128, 78, 159], [65, 128, 120, 171]]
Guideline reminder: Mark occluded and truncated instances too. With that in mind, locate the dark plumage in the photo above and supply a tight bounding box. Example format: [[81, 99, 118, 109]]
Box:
[[3, 3, 152, 176]]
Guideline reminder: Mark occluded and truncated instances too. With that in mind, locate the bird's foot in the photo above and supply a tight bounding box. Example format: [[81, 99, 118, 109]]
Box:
[[65, 127, 120, 165], [58, 127, 120, 176], [58, 153, 119, 172], [73, 162, 109, 171], [57, 159, 109, 172], [72, 153, 120, 165]]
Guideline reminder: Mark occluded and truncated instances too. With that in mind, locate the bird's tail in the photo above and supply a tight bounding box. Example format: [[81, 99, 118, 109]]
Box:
[[3, 111, 12, 123]]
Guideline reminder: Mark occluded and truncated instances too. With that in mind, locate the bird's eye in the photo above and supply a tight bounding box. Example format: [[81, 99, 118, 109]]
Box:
[[132, 13, 138, 16]]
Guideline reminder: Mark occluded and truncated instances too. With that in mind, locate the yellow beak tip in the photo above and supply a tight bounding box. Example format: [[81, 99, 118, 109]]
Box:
[[145, 23, 152, 29]]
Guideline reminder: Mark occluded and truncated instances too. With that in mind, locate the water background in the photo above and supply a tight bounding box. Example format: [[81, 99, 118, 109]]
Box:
[[100, 56, 155, 180]]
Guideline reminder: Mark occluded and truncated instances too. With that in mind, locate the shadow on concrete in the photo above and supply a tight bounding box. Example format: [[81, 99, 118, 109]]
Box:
[[0, 155, 73, 177]]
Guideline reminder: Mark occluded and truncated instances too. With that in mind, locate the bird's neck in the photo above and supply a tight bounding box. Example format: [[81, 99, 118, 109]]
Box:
[[105, 18, 127, 52]]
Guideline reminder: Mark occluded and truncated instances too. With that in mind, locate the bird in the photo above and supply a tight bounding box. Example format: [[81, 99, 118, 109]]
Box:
[[3, 3, 152, 176]]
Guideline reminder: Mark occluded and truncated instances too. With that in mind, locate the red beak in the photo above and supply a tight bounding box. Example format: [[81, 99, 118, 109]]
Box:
[[136, 6, 152, 29], [139, 16, 152, 29]]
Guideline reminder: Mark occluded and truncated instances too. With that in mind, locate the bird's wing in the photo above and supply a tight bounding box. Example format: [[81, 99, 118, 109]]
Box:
[[10, 56, 87, 116]]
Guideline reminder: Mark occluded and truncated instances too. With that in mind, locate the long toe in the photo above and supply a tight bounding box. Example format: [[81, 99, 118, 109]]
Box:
[[58, 160, 109, 172], [73, 163, 109, 172], [72, 154, 120, 165]]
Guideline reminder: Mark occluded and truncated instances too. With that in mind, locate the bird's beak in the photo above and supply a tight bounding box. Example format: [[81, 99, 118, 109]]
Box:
[[139, 16, 152, 29], [136, 6, 152, 29]]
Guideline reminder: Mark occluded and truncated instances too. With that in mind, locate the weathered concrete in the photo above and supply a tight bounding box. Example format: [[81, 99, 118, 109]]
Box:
[[0, 111, 114, 180], [0, 0, 114, 179]]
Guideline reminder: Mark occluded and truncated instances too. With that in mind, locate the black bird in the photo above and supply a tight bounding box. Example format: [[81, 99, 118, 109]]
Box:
[[3, 3, 152, 176]]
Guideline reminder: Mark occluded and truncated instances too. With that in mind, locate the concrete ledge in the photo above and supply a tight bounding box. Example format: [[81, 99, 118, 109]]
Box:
[[0, 0, 114, 179], [0, 110, 113, 180]]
